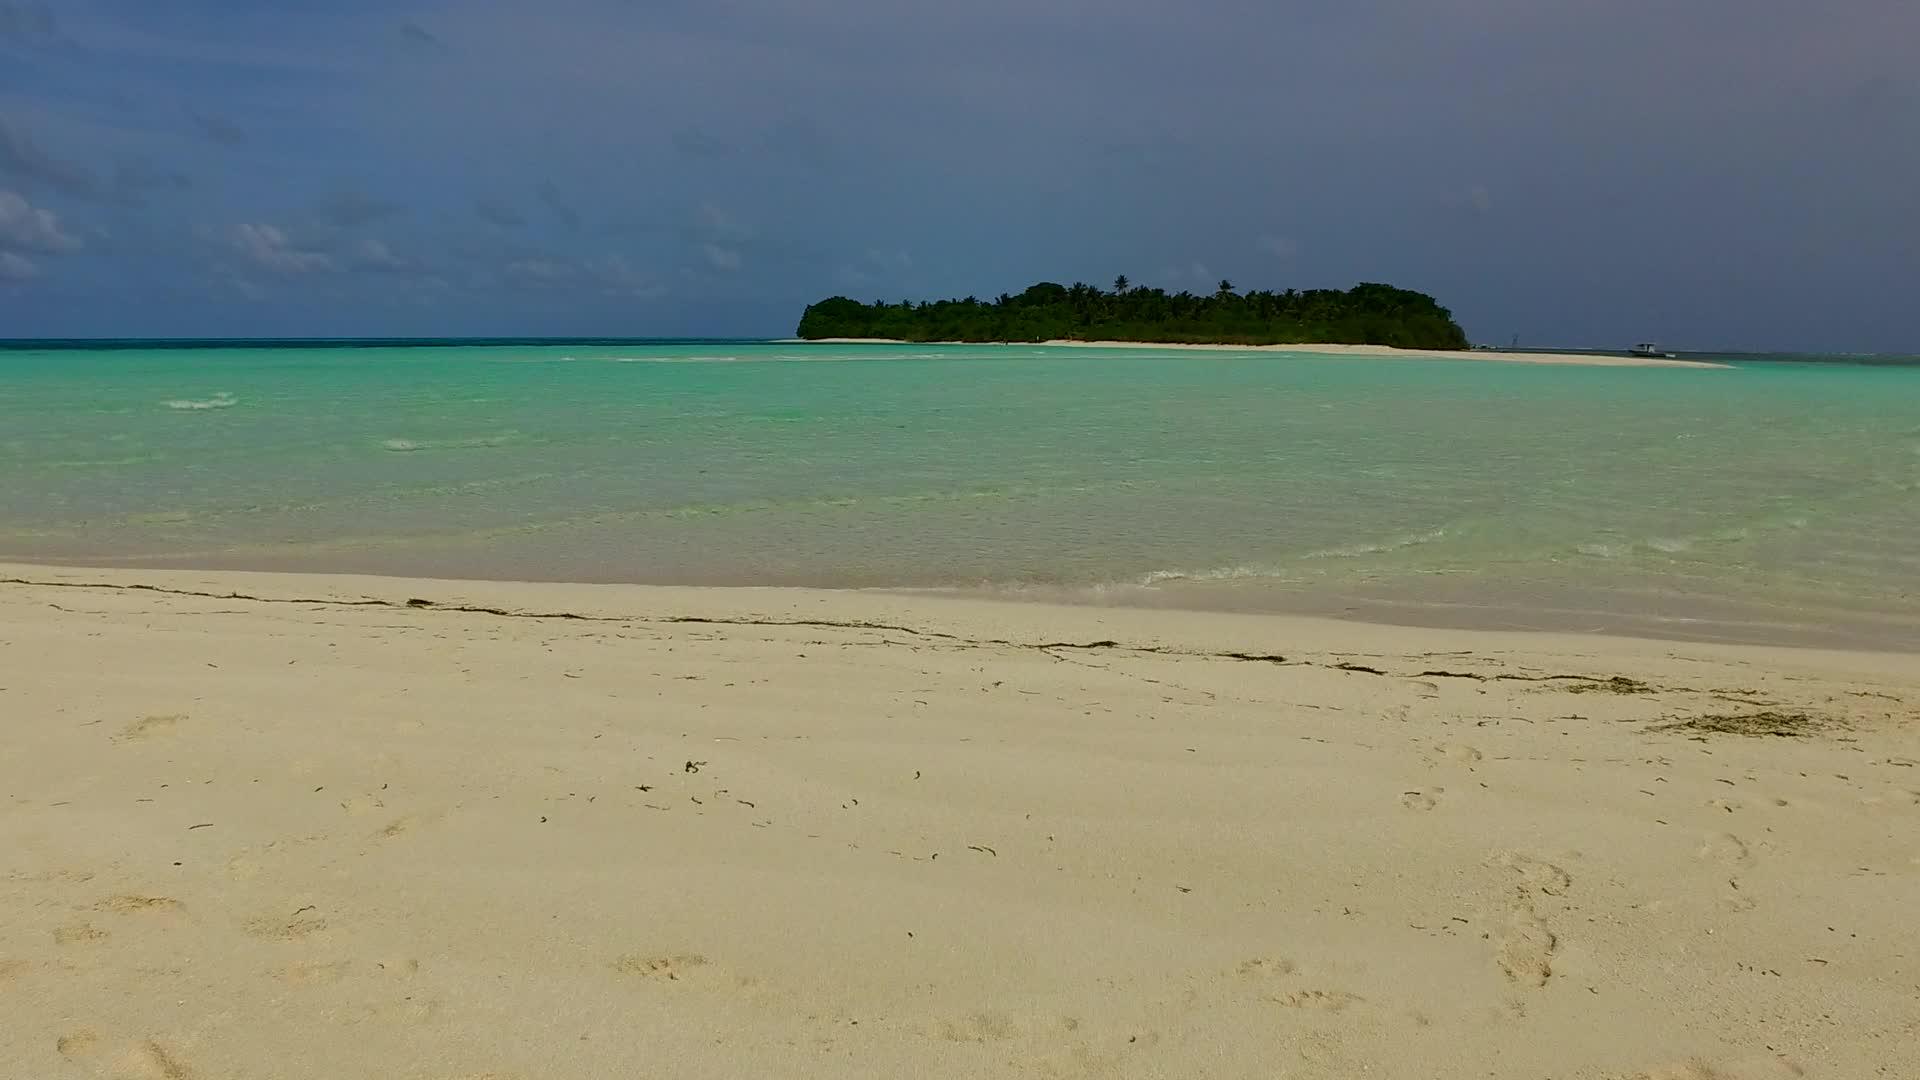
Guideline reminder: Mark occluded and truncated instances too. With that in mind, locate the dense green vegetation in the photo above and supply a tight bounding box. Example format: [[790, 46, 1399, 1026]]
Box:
[[797, 280, 1469, 349]]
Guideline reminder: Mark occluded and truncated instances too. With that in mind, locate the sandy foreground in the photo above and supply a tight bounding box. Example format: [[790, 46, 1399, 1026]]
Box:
[[3, 564, 1914, 1080], [803, 338, 1730, 369]]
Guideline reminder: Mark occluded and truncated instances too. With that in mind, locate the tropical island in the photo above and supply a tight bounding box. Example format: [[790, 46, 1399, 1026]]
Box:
[[797, 279, 1471, 350]]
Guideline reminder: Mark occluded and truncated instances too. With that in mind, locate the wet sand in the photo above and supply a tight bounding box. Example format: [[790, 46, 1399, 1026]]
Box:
[[802, 338, 1730, 368]]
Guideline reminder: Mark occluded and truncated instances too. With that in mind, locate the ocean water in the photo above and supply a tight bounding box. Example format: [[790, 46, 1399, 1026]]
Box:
[[3, 340, 1918, 648]]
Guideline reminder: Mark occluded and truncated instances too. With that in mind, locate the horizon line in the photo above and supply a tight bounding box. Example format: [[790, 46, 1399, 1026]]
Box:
[[0, 337, 1908, 359]]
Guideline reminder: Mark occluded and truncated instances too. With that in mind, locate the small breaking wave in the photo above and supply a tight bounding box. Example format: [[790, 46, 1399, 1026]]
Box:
[[1138, 528, 1454, 585], [1303, 527, 1449, 560], [163, 391, 237, 411], [1579, 527, 1755, 560], [1138, 563, 1286, 586], [380, 432, 522, 453]]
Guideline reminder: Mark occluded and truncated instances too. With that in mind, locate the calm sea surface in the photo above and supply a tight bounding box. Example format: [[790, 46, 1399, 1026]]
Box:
[[4, 340, 1917, 648]]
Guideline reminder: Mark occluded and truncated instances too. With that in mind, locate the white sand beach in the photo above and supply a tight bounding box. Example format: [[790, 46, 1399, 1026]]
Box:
[[2, 563, 1913, 1079], [800, 338, 1729, 368]]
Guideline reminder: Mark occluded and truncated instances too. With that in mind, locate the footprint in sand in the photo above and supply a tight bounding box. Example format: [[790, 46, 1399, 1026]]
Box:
[[1498, 854, 1572, 898], [111, 714, 184, 744], [1294, 1029, 1347, 1067], [121, 1038, 194, 1079], [1269, 989, 1365, 1011], [55, 1030, 99, 1060], [1496, 908, 1557, 988], [1432, 743, 1484, 766], [244, 906, 327, 940], [611, 952, 776, 1006], [929, 1011, 1082, 1043], [54, 923, 109, 945], [1491, 854, 1571, 988], [275, 959, 352, 986], [374, 816, 415, 840], [1235, 957, 1297, 979], [1695, 833, 1754, 867], [612, 953, 710, 982], [1231, 958, 1366, 1012], [96, 894, 185, 915], [371, 812, 446, 841], [245, 914, 322, 940], [1400, 787, 1444, 811]]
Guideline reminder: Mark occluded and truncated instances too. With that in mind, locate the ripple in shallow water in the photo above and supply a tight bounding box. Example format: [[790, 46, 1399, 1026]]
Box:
[[163, 392, 237, 411]]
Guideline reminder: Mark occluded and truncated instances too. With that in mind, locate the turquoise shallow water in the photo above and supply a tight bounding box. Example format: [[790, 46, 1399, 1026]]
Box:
[[3, 341, 1918, 647]]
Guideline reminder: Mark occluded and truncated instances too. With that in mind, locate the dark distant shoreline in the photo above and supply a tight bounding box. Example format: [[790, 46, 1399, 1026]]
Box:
[[0, 337, 769, 351], [1, 338, 1912, 366]]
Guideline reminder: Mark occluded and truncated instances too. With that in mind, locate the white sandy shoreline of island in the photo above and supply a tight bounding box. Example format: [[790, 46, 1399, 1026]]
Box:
[[792, 337, 1731, 368], [1, 560, 1912, 1079]]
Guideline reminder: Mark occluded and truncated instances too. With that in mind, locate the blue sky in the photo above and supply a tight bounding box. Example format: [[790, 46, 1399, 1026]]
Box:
[[1, 0, 1914, 349]]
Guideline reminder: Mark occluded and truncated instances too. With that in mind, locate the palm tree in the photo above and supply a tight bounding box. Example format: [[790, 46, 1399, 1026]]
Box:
[[1217, 278, 1235, 296], [1113, 275, 1130, 295]]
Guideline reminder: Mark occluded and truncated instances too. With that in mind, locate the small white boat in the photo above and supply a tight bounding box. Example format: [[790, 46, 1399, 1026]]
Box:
[[1629, 342, 1677, 359]]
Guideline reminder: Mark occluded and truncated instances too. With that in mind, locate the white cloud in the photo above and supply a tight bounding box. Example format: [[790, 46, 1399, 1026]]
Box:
[[0, 188, 81, 253], [224, 275, 266, 301], [229, 223, 333, 273], [685, 204, 752, 275], [697, 202, 751, 240], [837, 247, 911, 291], [591, 254, 665, 299], [352, 237, 406, 270], [0, 250, 38, 281], [500, 252, 664, 298]]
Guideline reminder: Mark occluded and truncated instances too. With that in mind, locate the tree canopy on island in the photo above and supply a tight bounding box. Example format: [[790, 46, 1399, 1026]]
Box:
[[797, 280, 1470, 349]]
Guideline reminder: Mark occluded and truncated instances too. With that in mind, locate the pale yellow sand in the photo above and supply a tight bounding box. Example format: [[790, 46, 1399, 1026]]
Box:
[[3, 563, 1914, 1080], [802, 338, 1729, 368]]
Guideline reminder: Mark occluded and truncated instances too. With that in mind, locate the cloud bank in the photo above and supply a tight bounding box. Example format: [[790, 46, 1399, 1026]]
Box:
[[0, 0, 1911, 348]]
